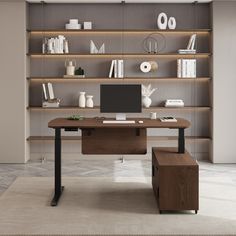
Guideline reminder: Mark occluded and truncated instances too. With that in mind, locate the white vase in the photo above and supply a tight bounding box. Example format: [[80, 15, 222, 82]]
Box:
[[157, 12, 168, 30], [168, 17, 176, 30], [142, 96, 152, 108], [86, 95, 94, 108], [79, 92, 86, 108]]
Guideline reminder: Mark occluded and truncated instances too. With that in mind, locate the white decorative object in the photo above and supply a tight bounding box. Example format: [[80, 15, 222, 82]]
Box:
[[86, 95, 94, 108], [79, 92, 86, 108], [140, 61, 158, 73], [150, 112, 157, 120], [69, 19, 78, 24], [157, 13, 168, 30], [168, 17, 176, 30], [65, 60, 76, 76], [142, 84, 157, 108], [142, 96, 152, 108], [84, 21, 92, 30], [140, 61, 152, 73], [90, 40, 105, 54]]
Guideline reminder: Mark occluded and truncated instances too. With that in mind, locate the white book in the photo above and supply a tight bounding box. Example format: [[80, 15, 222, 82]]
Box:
[[47, 83, 55, 100], [114, 60, 118, 78], [109, 60, 115, 78], [191, 59, 197, 78], [118, 60, 124, 78], [182, 59, 187, 78], [192, 59, 196, 78], [42, 83, 48, 100], [187, 34, 196, 50], [186, 60, 191, 78], [177, 59, 182, 78]]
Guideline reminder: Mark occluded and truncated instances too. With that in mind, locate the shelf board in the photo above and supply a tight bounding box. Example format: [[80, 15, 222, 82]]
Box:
[[28, 53, 211, 59], [27, 135, 211, 142], [28, 77, 211, 83], [28, 29, 211, 35], [27, 106, 211, 112]]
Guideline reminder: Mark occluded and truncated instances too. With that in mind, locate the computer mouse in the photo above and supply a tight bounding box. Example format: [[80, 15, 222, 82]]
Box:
[[138, 120, 144, 124]]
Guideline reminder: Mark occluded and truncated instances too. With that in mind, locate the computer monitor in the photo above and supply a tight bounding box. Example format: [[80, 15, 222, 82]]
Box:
[[100, 84, 142, 120]]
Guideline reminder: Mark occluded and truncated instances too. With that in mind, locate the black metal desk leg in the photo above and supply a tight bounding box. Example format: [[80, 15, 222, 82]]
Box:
[[178, 128, 185, 153], [51, 128, 64, 206]]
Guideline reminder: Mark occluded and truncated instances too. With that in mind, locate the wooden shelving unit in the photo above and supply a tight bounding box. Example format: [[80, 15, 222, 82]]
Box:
[[27, 135, 211, 142], [28, 77, 211, 83], [28, 29, 211, 35], [28, 53, 210, 59], [27, 3, 212, 161], [27, 106, 211, 112]]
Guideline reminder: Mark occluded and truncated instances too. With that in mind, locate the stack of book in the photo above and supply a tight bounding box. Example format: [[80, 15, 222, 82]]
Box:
[[109, 60, 124, 78], [165, 99, 184, 108], [177, 59, 196, 78]]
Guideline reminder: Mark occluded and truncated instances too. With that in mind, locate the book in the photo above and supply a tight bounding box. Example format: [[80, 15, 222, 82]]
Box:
[[114, 60, 117, 78], [118, 59, 124, 78], [187, 34, 196, 50], [177, 59, 182, 78], [109, 60, 115, 78], [47, 83, 55, 100], [178, 49, 196, 54], [160, 117, 177, 122]]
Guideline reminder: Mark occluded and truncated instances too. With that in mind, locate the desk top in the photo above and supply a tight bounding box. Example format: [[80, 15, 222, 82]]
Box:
[[48, 118, 190, 129]]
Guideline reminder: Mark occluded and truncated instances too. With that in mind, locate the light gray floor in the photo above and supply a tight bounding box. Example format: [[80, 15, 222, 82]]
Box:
[[0, 159, 236, 196]]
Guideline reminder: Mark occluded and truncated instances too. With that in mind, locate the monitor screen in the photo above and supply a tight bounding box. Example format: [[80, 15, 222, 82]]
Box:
[[100, 84, 142, 113]]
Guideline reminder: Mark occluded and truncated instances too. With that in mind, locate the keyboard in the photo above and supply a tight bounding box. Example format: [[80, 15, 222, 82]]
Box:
[[102, 120, 136, 124]]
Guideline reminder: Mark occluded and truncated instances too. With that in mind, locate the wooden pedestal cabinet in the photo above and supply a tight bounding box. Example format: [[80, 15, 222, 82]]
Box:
[[152, 147, 199, 214]]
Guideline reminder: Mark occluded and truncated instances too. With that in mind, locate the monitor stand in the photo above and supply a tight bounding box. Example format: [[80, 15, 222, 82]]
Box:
[[116, 113, 126, 121]]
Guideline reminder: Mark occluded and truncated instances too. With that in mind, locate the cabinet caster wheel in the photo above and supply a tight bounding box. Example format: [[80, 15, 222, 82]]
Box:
[[195, 210, 198, 214]]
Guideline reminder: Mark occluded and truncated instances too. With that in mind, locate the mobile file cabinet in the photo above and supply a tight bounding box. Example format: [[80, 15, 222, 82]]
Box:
[[152, 147, 199, 214]]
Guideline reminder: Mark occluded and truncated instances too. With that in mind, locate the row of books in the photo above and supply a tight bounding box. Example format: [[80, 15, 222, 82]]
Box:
[[177, 59, 196, 78], [109, 60, 124, 78], [42, 35, 69, 54]]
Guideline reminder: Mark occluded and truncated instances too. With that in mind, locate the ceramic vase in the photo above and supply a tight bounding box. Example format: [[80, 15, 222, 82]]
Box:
[[157, 12, 168, 30], [86, 95, 94, 108], [168, 17, 176, 30], [142, 96, 152, 108], [79, 92, 86, 108]]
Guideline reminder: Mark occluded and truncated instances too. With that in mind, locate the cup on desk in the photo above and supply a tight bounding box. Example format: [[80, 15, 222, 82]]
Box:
[[150, 112, 157, 120]]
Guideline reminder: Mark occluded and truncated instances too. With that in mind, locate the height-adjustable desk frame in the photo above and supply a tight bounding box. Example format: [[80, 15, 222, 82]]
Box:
[[48, 118, 190, 206]]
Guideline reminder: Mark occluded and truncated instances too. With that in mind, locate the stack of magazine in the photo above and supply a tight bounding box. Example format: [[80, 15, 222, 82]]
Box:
[[109, 60, 124, 78]]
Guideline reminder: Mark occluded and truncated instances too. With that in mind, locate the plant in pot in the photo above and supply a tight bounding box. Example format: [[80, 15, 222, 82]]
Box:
[[142, 84, 157, 108]]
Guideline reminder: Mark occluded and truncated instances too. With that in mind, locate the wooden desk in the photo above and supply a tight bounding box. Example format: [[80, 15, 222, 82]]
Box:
[[48, 117, 190, 206]]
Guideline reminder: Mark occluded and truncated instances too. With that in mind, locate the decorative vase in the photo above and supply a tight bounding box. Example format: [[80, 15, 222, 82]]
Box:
[[168, 17, 176, 30], [142, 96, 152, 108], [86, 95, 94, 108], [79, 92, 86, 108], [157, 12, 168, 30]]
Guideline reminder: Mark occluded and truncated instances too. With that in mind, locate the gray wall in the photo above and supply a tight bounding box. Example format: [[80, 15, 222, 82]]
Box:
[[212, 1, 236, 163], [0, 1, 29, 163]]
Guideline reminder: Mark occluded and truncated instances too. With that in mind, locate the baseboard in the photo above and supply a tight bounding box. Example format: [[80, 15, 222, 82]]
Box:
[[29, 152, 209, 162]]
